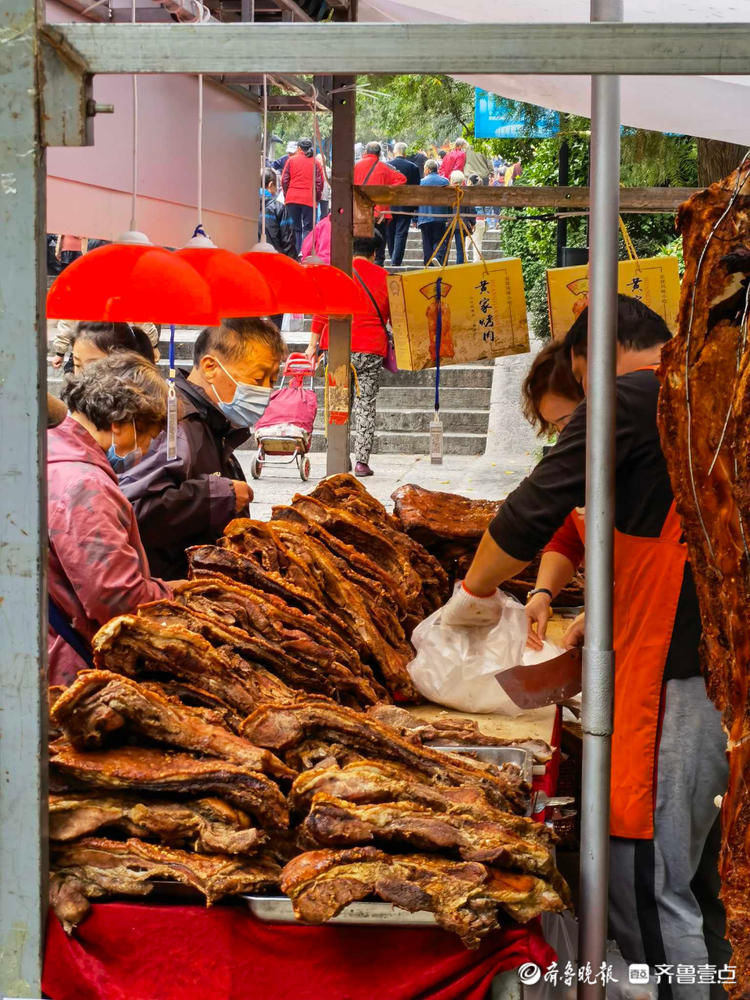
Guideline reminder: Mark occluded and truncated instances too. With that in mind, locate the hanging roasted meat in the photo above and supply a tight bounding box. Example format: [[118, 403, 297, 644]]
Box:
[[658, 159, 750, 998]]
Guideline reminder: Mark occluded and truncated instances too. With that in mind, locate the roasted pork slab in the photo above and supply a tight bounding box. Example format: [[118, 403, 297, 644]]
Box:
[[51, 837, 281, 930], [658, 162, 750, 996], [241, 701, 526, 813], [51, 671, 294, 779], [50, 741, 290, 830], [49, 793, 265, 855], [92, 614, 294, 714], [281, 846, 565, 947]]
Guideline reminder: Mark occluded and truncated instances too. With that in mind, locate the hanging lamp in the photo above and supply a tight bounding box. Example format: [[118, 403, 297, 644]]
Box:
[[47, 32, 216, 326], [302, 261, 370, 315], [176, 76, 274, 320], [240, 75, 326, 315], [47, 241, 215, 324], [176, 229, 275, 320]]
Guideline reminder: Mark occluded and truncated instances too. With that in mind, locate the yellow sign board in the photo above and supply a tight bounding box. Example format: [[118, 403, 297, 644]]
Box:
[[546, 256, 681, 341], [387, 258, 529, 372]]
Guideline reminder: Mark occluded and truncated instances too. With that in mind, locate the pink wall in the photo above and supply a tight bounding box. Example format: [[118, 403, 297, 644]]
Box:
[[46, 1, 261, 252]]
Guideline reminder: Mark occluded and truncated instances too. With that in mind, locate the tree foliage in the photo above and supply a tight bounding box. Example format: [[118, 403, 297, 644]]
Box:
[[269, 77, 699, 336]]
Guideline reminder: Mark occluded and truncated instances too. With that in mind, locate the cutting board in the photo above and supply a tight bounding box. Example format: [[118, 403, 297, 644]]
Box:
[[409, 702, 558, 746]]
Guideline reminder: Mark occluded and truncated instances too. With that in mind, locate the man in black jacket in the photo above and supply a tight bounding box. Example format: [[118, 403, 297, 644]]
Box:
[[120, 317, 284, 579], [386, 142, 422, 267], [259, 168, 296, 258]]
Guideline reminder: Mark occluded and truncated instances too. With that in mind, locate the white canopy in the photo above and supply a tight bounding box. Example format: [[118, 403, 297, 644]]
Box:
[[359, 0, 750, 144]]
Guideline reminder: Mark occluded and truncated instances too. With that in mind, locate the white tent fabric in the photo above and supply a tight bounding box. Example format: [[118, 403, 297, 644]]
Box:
[[359, 0, 750, 144]]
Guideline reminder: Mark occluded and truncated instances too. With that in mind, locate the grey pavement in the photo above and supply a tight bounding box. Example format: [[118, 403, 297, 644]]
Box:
[[237, 449, 537, 521], [238, 335, 547, 519]]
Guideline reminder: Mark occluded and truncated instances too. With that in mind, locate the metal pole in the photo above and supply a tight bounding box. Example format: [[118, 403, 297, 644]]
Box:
[[577, 0, 621, 996], [556, 135, 569, 267], [0, 0, 49, 994], [326, 0, 357, 476]]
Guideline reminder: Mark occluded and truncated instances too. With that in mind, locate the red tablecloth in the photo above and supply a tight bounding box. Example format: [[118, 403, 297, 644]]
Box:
[[43, 903, 555, 1000]]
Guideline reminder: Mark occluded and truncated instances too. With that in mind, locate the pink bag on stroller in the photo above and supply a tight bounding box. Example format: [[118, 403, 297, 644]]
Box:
[[254, 384, 318, 437]]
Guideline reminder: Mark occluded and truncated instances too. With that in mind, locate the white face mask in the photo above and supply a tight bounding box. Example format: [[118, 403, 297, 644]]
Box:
[[210, 357, 272, 429]]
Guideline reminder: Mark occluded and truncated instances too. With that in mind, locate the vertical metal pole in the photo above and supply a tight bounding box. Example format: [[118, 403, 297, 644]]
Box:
[[556, 135, 569, 267], [326, 0, 357, 476], [0, 0, 49, 994], [578, 1, 621, 997]]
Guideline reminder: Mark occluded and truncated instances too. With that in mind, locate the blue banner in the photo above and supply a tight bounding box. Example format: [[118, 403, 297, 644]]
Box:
[[474, 90, 560, 139]]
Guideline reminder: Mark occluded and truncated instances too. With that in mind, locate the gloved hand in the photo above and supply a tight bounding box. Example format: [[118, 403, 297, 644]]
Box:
[[440, 581, 505, 627]]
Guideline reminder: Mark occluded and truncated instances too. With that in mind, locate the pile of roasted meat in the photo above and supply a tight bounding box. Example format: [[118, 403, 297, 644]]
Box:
[[392, 483, 585, 606], [49, 475, 569, 945], [658, 162, 750, 998]]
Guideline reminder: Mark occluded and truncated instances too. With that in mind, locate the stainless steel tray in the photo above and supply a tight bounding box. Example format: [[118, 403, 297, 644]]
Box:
[[245, 894, 437, 926], [428, 744, 532, 786]]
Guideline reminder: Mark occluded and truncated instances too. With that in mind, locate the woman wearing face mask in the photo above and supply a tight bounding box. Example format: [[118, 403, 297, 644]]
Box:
[[120, 317, 285, 580], [70, 321, 157, 373], [47, 352, 171, 685], [519, 339, 586, 649]]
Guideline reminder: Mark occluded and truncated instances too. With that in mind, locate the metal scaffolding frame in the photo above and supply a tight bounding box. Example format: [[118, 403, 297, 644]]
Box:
[[1, 5, 745, 997]]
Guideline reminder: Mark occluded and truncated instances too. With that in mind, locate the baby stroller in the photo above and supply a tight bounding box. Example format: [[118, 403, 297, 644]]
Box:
[[251, 353, 318, 481]]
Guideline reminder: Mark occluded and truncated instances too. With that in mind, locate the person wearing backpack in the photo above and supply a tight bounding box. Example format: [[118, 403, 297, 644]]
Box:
[[353, 142, 406, 266], [281, 138, 324, 253], [306, 236, 390, 477]]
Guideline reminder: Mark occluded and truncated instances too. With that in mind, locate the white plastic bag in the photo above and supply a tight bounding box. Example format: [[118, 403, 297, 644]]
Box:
[[408, 589, 561, 715]]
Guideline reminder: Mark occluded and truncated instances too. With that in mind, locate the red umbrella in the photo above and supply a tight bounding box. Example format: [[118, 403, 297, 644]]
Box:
[[47, 240, 215, 325], [241, 248, 324, 314], [302, 262, 370, 316], [175, 243, 274, 320]]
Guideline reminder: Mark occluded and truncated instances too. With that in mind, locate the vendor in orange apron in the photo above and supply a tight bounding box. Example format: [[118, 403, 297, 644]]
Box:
[[441, 296, 730, 997]]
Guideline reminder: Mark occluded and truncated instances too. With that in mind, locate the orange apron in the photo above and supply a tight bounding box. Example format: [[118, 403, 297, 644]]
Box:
[[609, 501, 687, 838]]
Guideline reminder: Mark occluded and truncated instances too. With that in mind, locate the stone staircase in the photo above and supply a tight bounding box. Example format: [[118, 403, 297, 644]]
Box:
[[46, 226, 506, 457]]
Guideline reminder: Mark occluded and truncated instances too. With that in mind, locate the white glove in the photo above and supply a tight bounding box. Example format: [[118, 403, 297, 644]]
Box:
[[441, 582, 505, 627]]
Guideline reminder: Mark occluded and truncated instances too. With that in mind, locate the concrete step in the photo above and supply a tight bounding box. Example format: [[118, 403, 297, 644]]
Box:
[[306, 385, 490, 409], [304, 430, 486, 455], [309, 407, 488, 435], [361, 408, 489, 434], [381, 364, 494, 387], [367, 385, 491, 408], [240, 430, 485, 456]]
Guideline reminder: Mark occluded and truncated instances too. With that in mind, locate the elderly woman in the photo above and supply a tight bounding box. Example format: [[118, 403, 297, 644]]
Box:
[[47, 351, 171, 685], [417, 158, 450, 266]]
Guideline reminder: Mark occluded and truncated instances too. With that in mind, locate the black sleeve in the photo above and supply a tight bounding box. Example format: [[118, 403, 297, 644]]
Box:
[[489, 387, 638, 561]]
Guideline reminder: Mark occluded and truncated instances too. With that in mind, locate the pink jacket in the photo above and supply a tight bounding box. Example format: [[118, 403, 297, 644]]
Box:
[[47, 416, 171, 686], [300, 215, 331, 263]]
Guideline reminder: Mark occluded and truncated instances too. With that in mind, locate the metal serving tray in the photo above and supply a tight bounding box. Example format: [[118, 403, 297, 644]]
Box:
[[428, 744, 532, 786], [245, 894, 437, 926]]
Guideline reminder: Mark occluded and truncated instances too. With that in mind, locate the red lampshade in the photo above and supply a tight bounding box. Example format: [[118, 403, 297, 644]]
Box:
[[302, 262, 370, 316], [175, 246, 274, 320], [241, 250, 324, 313], [47, 242, 215, 325]]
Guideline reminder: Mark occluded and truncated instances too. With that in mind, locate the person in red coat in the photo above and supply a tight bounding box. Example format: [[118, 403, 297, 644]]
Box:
[[306, 236, 390, 477], [281, 137, 324, 254], [353, 141, 406, 265], [439, 138, 468, 179]]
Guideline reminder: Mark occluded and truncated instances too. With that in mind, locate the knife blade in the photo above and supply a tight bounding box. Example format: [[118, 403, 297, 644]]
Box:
[[496, 647, 583, 710]]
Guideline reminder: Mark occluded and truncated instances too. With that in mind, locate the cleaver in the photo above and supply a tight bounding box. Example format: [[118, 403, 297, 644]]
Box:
[[496, 647, 583, 710]]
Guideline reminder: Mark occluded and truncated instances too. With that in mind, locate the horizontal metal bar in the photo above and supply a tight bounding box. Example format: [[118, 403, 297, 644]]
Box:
[[357, 184, 697, 212], [44, 22, 750, 75]]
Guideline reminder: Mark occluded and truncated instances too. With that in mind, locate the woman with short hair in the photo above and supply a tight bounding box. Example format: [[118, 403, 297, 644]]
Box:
[[48, 352, 171, 685]]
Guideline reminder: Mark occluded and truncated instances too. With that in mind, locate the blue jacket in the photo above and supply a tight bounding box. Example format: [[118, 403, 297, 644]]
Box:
[[417, 173, 450, 227]]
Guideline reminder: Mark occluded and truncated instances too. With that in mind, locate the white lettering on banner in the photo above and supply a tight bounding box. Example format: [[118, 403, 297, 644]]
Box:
[[514, 963, 738, 988]]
